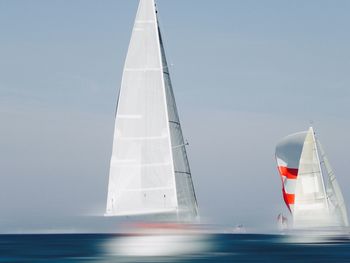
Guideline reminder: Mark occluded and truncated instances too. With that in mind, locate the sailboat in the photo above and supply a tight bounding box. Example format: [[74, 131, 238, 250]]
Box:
[[277, 213, 288, 231], [105, 0, 199, 223], [275, 127, 349, 230]]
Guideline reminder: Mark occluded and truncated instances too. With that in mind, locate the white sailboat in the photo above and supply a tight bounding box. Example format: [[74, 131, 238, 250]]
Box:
[[105, 0, 198, 223], [275, 127, 348, 230]]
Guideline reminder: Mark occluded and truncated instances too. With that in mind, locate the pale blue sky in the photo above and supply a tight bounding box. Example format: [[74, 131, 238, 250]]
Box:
[[0, 0, 350, 233]]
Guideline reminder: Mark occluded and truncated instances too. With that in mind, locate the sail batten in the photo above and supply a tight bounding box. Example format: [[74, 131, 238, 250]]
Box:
[[106, 0, 198, 221], [124, 68, 163, 71], [121, 186, 175, 192]]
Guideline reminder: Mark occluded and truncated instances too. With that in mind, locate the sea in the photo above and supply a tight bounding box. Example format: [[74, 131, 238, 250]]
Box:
[[1, 233, 350, 262]]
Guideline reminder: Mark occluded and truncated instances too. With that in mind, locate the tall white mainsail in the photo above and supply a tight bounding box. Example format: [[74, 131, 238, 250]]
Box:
[[275, 127, 348, 229], [106, 0, 198, 221], [293, 127, 329, 228]]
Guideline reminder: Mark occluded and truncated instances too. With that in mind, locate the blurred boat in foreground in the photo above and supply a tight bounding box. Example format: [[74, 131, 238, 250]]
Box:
[[104, 223, 212, 257]]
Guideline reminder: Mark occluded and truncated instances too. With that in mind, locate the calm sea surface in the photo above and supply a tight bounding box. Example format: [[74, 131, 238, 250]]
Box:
[[0, 233, 350, 262]]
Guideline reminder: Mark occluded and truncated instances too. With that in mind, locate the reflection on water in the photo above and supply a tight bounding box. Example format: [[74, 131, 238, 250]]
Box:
[[103, 223, 213, 259], [282, 229, 350, 244], [105, 234, 211, 257], [0, 231, 350, 262]]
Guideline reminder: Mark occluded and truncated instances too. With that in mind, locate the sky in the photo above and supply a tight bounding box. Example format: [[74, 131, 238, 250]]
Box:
[[0, 0, 350, 233]]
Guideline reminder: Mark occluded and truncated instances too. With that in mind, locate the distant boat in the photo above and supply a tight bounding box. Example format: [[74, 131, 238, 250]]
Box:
[[277, 213, 288, 231], [275, 127, 349, 230], [105, 0, 199, 223], [233, 224, 246, 233]]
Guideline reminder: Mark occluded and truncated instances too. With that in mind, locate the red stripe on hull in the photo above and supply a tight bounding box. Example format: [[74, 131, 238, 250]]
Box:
[[278, 166, 298, 179]]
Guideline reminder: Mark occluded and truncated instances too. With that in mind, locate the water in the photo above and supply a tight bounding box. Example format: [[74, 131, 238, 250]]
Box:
[[1, 233, 350, 262]]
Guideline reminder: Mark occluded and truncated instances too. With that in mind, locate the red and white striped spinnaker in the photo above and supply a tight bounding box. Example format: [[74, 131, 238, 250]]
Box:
[[275, 127, 348, 229], [275, 130, 306, 213]]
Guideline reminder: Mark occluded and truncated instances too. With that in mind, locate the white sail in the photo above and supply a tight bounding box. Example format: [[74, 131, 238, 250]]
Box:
[[293, 127, 330, 228], [317, 139, 349, 227], [158, 22, 199, 221], [106, 0, 198, 221]]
